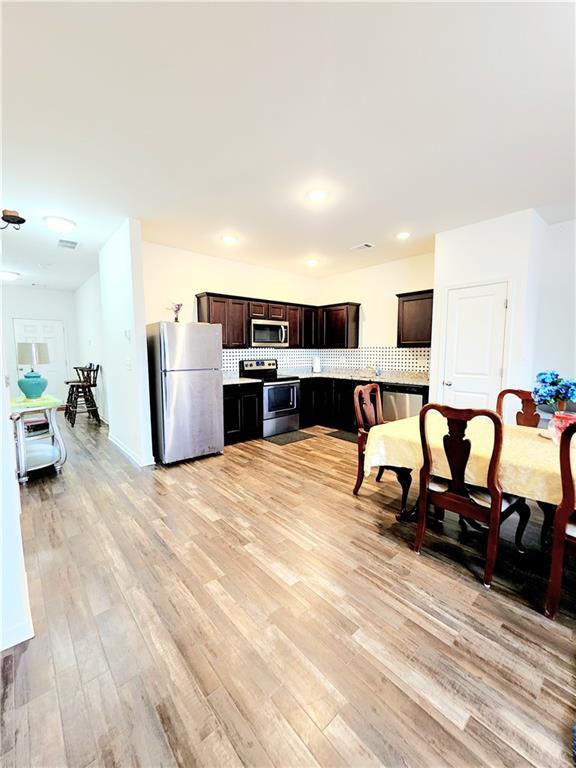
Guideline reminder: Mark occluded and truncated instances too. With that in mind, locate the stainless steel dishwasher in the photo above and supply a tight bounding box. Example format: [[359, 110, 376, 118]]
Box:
[[380, 386, 426, 422]]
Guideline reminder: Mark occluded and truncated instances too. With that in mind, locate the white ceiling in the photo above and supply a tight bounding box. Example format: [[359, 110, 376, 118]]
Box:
[[2, 2, 574, 289]]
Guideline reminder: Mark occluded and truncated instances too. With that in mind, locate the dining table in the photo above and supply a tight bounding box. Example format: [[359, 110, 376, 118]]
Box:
[[363, 413, 572, 524]]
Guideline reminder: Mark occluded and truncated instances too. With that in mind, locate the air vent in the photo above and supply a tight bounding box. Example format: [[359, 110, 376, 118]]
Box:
[[58, 239, 78, 249], [350, 242, 374, 251]]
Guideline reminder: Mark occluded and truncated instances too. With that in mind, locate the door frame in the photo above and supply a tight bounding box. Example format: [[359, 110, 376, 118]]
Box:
[[431, 279, 510, 405], [12, 317, 70, 397]]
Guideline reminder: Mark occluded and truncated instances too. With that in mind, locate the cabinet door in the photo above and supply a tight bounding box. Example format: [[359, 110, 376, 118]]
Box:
[[249, 301, 268, 319], [301, 306, 318, 348], [227, 299, 248, 348], [322, 306, 348, 348], [397, 290, 433, 347], [208, 297, 228, 345], [268, 303, 287, 321], [286, 305, 301, 348], [299, 379, 315, 428], [332, 380, 357, 432], [223, 388, 243, 444], [240, 391, 262, 440]]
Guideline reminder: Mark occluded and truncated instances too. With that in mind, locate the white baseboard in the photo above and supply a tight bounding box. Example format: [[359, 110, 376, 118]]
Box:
[[108, 433, 155, 467], [1, 617, 34, 652]]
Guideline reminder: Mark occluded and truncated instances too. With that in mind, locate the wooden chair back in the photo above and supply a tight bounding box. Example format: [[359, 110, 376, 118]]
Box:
[[556, 422, 576, 532], [419, 403, 504, 518], [74, 364, 99, 387], [496, 389, 539, 427], [353, 383, 383, 433]]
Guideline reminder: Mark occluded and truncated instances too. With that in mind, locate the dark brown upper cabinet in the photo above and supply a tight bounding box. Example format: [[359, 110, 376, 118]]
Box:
[[301, 306, 319, 348], [286, 305, 301, 348], [197, 293, 360, 349], [197, 294, 247, 348], [268, 303, 286, 321], [396, 289, 433, 347], [248, 301, 268, 319], [320, 303, 360, 348]]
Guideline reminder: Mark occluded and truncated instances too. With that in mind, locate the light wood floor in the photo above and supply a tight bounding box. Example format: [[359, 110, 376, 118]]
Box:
[[1, 417, 574, 767]]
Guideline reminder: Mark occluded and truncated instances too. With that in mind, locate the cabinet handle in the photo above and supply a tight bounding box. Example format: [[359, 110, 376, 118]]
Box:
[[443, 380, 453, 387]]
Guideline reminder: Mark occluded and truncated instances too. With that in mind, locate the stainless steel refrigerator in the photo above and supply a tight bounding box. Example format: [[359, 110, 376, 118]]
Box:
[[147, 322, 224, 464]]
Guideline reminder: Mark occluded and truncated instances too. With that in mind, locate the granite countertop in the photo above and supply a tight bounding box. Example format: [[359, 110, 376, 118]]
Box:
[[223, 369, 429, 387], [223, 377, 260, 385], [296, 370, 429, 386]]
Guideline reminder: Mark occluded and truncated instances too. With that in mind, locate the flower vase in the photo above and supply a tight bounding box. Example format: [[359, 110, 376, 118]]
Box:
[[548, 406, 576, 445], [174, 315, 179, 323]]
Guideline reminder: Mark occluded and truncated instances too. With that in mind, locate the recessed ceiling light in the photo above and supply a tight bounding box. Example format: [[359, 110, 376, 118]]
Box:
[[396, 231, 411, 240], [43, 216, 76, 234], [306, 258, 319, 268], [307, 189, 328, 203], [221, 234, 238, 246], [0, 271, 20, 281]]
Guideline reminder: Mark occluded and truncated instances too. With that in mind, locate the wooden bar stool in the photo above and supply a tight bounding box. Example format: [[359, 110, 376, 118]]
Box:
[[65, 364, 101, 427]]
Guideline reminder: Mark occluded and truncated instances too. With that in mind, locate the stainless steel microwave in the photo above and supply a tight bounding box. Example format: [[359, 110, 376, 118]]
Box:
[[250, 319, 289, 347]]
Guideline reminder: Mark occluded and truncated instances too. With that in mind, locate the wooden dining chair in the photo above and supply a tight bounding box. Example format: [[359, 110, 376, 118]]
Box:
[[414, 403, 531, 587], [544, 422, 576, 619], [353, 383, 412, 516], [496, 389, 540, 427]]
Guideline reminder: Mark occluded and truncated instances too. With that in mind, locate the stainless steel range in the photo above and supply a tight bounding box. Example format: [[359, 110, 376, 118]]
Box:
[[239, 359, 300, 437]]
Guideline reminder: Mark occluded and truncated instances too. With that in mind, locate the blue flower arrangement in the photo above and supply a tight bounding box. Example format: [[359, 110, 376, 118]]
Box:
[[533, 371, 576, 409]]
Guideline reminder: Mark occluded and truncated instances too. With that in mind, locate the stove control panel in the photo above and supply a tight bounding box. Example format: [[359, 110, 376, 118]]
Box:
[[241, 359, 277, 371]]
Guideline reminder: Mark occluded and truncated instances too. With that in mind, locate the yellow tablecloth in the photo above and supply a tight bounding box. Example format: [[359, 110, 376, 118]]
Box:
[[364, 413, 572, 506]]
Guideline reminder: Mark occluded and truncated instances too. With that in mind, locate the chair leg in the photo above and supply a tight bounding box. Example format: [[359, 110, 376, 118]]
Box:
[[396, 468, 412, 515], [375, 466, 385, 483], [514, 501, 531, 554], [352, 447, 365, 496], [538, 502, 555, 549], [545, 522, 567, 620], [414, 489, 428, 554], [483, 521, 499, 588]]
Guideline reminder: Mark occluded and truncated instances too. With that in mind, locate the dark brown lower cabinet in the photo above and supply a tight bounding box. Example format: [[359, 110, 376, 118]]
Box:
[[223, 384, 263, 445], [300, 378, 333, 428]]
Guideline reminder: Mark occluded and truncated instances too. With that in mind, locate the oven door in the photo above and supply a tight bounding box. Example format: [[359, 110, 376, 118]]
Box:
[[263, 381, 300, 419], [251, 319, 289, 347]]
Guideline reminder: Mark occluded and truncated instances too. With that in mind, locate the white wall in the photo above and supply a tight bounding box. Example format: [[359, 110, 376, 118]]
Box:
[[532, 218, 575, 375], [75, 272, 108, 421], [142, 241, 320, 325], [318, 253, 435, 346], [429, 209, 575, 406], [1, 347, 34, 650], [1, 285, 78, 398], [142, 240, 434, 349], [99, 220, 153, 466]]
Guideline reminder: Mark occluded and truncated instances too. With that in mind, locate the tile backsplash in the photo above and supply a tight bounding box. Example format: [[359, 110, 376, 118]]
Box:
[[222, 346, 430, 374]]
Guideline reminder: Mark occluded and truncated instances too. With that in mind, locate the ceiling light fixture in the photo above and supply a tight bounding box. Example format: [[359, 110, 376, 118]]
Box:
[[306, 258, 319, 268], [307, 189, 328, 203], [0, 271, 20, 281], [221, 234, 238, 246], [43, 216, 76, 234], [396, 231, 411, 241], [1, 209, 26, 230]]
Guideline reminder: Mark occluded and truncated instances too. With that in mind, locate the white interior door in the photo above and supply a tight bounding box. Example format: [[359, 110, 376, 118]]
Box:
[[442, 282, 508, 409], [13, 319, 69, 401]]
